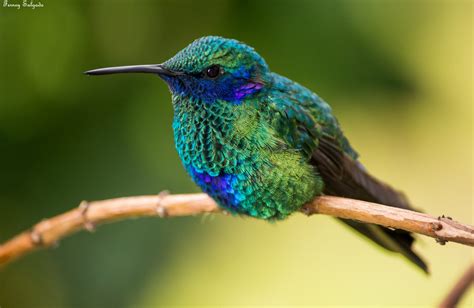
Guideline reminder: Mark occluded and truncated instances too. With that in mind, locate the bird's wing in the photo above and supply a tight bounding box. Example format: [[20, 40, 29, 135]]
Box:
[[267, 73, 428, 273], [267, 90, 321, 159]]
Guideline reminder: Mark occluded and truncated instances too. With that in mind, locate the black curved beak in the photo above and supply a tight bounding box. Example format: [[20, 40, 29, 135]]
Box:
[[84, 64, 183, 76]]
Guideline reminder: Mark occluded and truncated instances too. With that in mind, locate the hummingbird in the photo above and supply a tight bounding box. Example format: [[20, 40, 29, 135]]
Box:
[[86, 36, 427, 273]]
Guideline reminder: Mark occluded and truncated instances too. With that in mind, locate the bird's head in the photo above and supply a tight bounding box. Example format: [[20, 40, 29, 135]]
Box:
[[86, 36, 269, 104]]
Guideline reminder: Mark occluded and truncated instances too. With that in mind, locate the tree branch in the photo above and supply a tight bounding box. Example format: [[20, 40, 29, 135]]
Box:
[[439, 264, 474, 308], [1, 193, 473, 267]]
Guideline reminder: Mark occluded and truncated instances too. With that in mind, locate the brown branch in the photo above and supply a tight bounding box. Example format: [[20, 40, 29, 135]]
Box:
[[1, 193, 473, 268], [302, 196, 474, 246], [439, 264, 474, 308]]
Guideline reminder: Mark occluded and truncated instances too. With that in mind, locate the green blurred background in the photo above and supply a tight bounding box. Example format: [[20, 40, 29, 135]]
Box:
[[0, 0, 472, 306]]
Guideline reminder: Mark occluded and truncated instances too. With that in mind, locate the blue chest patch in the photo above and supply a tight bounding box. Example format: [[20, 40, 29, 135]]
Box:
[[188, 166, 245, 212]]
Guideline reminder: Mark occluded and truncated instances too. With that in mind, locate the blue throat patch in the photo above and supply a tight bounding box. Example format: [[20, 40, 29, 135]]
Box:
[[161, 66, 263, 104]]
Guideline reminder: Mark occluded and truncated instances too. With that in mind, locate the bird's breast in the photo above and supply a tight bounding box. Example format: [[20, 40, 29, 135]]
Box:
[[171, 96, 321, 219], [172, 96, 273, 176]]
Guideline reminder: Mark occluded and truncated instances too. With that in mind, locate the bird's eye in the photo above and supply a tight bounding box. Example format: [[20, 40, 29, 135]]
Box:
[[205, 65, 222, 79]]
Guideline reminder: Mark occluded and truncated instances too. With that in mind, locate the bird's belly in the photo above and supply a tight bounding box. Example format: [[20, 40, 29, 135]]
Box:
[[185, 151, 323, 220]]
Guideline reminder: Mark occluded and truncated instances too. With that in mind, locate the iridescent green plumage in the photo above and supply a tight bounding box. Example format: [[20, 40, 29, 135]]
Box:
[[87, 36, 428, 273], [173, 90, 323, 219]]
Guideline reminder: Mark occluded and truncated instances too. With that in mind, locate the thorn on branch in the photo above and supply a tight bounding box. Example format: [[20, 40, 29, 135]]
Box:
[[431, 222, 443, 231], [434, 215, 448, 245], [79, 200, 95, 232], [300, 203, 318, 216], [155, 190, 169, 218], [439, 214, 453, 220], [29, 227, 44, 246]]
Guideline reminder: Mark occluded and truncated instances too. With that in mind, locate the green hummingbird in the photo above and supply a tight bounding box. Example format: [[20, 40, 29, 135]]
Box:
[[86, 36, 427, 273]]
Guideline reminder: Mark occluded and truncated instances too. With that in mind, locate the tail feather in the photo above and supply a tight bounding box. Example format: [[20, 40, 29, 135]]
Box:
[[312, 136, 428, 273], [342, 220, 428, 273]]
